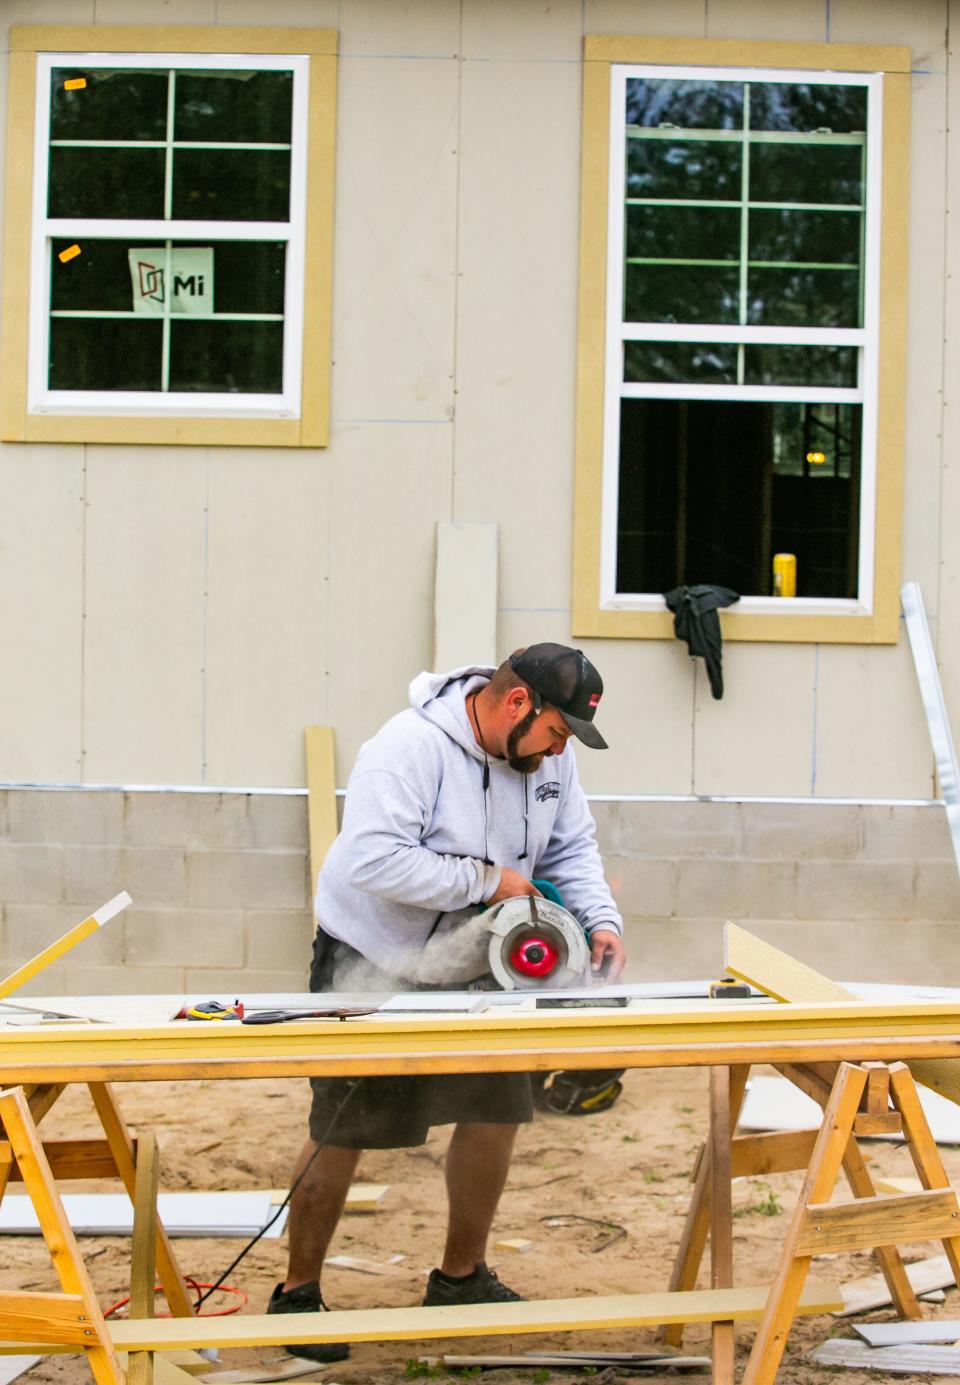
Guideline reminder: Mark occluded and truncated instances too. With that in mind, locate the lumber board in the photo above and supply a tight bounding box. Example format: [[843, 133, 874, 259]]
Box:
[[775, 1062, 903, 1134], [842, 1137, 922, 1319], [0, 1291, 91, 1345], [304, 726, 337, 900], [732, 1129, 818, 1177], [726, 923, 960, 1105], [0, 895, 130, 1001], [810, 1337, 960, 1371], [0, 1138, 127, 1182], [106, 1283, 844, 1350], [796, 1189, 960, 1255]]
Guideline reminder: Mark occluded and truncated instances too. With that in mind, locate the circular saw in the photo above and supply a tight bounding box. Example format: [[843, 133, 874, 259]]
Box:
[[485, 894, 591, 990]]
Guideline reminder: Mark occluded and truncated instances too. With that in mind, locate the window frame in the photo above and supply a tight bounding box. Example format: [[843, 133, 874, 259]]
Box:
[[573, 36, 911, 644], [1, 25, 337, 448]]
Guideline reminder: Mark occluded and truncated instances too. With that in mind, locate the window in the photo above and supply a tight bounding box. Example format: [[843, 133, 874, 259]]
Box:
[[1, 27, 337, 447], [573, 38, 910, 643]]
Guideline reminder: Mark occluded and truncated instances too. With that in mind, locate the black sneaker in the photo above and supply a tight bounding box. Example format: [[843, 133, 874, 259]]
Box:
[[423, 1261, 525, 1307], [266, 1280, 350, 1363]]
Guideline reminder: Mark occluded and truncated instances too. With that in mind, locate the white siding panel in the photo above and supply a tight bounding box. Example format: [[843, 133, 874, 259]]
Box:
[[213, 0, 337, 24], [705, 0, 827, 41], [693, 643, 816, 796], [0, 445, 84, 781], [82, 447, 205, 783], [583, 0, 705, 37], [454, 58, 580, 609], [461, 0, 583, 61], [0, 2, 94, 37], [814, 639, 934, 798], [325, 421, 452, 779], [92, 0, 216, 22], [829, 0, 946, 71], [338, 0, 460, 58], [331, 55, 458, 423], [202, 448, 329, 787]]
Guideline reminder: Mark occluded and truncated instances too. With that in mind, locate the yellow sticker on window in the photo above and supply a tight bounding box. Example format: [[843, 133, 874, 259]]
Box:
[[63, 78, 87, 90], [58, 244, 82, 263]]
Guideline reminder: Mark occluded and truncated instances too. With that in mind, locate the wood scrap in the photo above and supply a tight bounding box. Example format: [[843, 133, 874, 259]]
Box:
[[195, 1362, 324, 1384], [494, 1238, 533, 1253], [324, 1253, 405, 1275], [270, 1182, 389, 1212], [834, 1255, 954, 1316], [810, 1337, 960, 1372], [422, 1353, 711, 1370]]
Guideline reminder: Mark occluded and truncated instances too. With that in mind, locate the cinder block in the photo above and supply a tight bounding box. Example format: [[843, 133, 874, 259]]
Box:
[[184, 968, 306, 994], [61, 846, 187, 908], [185, 850, 309, 910], [588, 800, 621, 855], [123, 792, 249, 849], [246, 795, 309, 850], [125, 908, 247, 969], [0, 902, 106, 964], [795, 862, 914, 921], [602, 856, 675, 919], [0, 843, 64, 904], [7, 790, 124, 846], [620, 917, 723, 981], [754, 919, 960, 989], [741, 802, 861, 861], [861, 805, 955, 862], [245, 910, 313, 972], [619, 800, 743, 859], [0, 792, 8, 839], [675, 860, 796, 921], [14, 959, 71, 996], [914, 863, 960, 920], [63, 964, 187, 997]]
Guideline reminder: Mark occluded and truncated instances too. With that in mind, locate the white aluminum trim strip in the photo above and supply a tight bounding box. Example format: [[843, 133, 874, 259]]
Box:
[[92, 891, 133, 926], [902, 581, 960, 877]]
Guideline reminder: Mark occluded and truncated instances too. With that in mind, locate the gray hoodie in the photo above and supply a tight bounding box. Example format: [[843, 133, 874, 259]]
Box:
[[315, 665, 623, 982]]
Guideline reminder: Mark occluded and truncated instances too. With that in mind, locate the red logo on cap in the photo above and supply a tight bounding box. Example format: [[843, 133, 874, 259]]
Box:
[[589, 692, 601, 708]]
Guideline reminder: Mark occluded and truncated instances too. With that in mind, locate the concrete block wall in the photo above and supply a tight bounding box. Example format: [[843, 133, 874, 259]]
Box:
[[0, 790, 956, 995]]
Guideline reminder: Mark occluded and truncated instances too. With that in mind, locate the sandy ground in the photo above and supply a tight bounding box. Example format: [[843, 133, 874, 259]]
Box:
[[4, 1065, 960, 1385]]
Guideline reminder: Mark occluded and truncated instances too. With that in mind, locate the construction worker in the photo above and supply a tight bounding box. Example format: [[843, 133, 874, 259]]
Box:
[[267, 644, 626, 1362]]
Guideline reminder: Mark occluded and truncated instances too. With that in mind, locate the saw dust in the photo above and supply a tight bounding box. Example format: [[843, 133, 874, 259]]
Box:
[[5, 1066, 960, 1385]]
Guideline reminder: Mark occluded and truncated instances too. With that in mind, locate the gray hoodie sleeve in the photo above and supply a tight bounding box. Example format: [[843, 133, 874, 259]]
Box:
[[338, 765, 501, 910], [534, 753, 623, 937]]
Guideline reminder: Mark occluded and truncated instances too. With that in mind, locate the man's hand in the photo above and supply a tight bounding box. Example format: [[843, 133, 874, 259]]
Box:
[[486, 869, 543, 906], [589, 928, 626, 981]]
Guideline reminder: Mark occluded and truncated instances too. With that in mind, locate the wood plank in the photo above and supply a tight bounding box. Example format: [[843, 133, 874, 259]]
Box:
[[26, 1086, 64, 1126], [88, 1084, 193, 1320], [0, 896, 130, 1001], [0, 1291, 92, 1345], [775, 1062, 903, 1134], [128, 1131, 160, 1385], [1, 1138, 126, 1182], [107, 1283, 844, 1351], [888, 1062, 960, 1289], [842, 1137, 921, 1319], [709, 1067, 735, 1384], [741, 1062, 866, 1385], [726, 922, 960, 1106], [304, 727, 337, 900], [0, 1088, 122, 1385], [796, 1189, 960, 1256], [732, 1129, 818, 1178]]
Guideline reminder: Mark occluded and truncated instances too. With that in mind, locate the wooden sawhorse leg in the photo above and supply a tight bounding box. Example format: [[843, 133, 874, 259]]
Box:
[[88, 1082, 194, 1319], [0, 1087, 122, 1385]]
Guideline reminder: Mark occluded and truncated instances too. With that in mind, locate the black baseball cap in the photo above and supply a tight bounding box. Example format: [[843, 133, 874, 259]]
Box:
[[508, 643, 608, 750]]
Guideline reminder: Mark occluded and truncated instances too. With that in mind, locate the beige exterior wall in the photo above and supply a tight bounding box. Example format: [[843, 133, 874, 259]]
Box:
[[0, 0, 951, 802]]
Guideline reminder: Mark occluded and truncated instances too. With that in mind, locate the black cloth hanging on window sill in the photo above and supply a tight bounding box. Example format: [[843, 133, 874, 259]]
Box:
[[663, 584, 740, 700]]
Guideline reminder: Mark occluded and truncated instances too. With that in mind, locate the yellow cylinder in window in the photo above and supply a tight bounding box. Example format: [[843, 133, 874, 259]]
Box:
[[772, 553, 797, 598]]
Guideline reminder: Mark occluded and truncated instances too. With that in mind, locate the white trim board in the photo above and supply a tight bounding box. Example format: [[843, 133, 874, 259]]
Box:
[[738, 1075, 960, 1144]]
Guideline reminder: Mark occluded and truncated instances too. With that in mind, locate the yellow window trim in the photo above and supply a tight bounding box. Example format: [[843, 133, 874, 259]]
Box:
[[0, 26, 337, 449], [572, 36, 910, 645]]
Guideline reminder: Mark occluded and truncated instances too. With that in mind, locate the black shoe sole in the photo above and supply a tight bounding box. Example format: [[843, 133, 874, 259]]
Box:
[[287, 1342, 350, 1363]]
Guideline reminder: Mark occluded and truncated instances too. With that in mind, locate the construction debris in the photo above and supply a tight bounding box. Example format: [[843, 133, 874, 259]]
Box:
[[809, 1338, 960, 1373], [494, 1237, 534, 1253], [856, 1321, 960, 1347], [421, 1351, 710, 1371], [324, 1253, 405, 1275], [834, 1255, 954, 1316]]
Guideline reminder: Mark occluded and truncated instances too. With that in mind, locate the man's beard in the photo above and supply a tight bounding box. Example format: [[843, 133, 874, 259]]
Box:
[[506, 707, 545, 774]]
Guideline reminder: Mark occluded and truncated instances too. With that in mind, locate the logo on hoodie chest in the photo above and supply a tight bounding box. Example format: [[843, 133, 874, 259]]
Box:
[[535, 781, 561, 803]]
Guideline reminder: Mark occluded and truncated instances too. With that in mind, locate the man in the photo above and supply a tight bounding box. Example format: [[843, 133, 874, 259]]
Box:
[[268, 643, 626, 1362]]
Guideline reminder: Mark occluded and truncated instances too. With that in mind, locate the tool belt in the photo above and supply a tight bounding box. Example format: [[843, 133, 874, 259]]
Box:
[[531, 1068, 625, 1116]]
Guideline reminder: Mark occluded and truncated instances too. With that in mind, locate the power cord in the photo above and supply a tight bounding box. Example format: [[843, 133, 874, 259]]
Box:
[[194, 1076, 366, 1309]]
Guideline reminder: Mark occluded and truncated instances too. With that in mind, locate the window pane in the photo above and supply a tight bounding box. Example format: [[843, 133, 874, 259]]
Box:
[[748, 82, 867, 134], [49, 318, 163, 390], [744, 345, 858, 388], [624, 343, 737, 383], [208, 242, 286, 314], [627, 138, 742, 200], [169, 320, 284, 392], [750, 209, 861, 266], [747, 267, 860, 326], [625, 264, 740, 323], [750, 142, 863, 205], [172, 149, 290, 220], [51, 238, 165, 311], [626, 205, 740, 261], [174, 70, 293, 143], [616, 398, 861, 597], [626, 78, 744, 130], [48, 147, 165, 219], [50, 68, 168, 141]]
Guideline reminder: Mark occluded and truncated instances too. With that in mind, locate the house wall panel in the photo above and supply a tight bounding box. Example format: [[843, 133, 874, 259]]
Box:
[[705, 0, 827, 42]]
